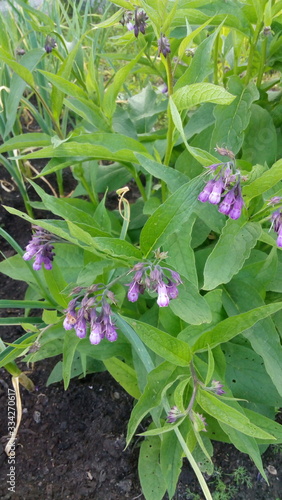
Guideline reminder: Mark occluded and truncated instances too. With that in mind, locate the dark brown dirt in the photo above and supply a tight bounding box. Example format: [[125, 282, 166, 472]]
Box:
[[0, 168, 282, 500]]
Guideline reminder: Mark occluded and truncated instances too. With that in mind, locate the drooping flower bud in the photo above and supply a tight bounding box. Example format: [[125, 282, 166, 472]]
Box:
[[45, 36, 57, 54], [158, 34, 171, 58]]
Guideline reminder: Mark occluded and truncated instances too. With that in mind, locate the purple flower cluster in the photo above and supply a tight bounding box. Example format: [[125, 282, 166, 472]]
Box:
[[158, 34, 171, 58], [126, 263, 182, 307], [44, 36, 57, 54], [120, 9, 148, 37], [23, 226, 55, 271], [63, 288, 118, 345], [198, 161, 244, 220], [209, 380, 225, 395], [270, 209, 282, 247]]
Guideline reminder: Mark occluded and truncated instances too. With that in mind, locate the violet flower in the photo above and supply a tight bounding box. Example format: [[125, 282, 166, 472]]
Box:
[[126, 261, 182, 308], [133, 9, 148, 37], [198, 154, 244, 220], [167, 406, 184, 423], [158, 34, 171, 58], [210, 380, 225, 396], [63, 289, 118, 345], [44, 36, 57, 53], [23, 226, 55, 271], [270, 209, 282, 248]]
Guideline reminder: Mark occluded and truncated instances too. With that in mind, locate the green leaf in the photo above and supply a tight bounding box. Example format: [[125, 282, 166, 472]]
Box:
[[103, 357, 141, 399], [0, 48, 35, 88], [0, 133, 51, 154], [203, 220, 262, 290], [0, 300, 52, 309], [14, 133, 149, 164], [0, 253, 37, 284], [165, 216, 198, 286], [173, 83, 235, 111], [4, 49, 44, 138], [169, 97, 220, 167], [169, 278, 212, 325], [242, 104, 277, 166], [43, 263, 69, 308], [160, 428, 184, 499], [0, 317, 43, 325], [219, 423, 267, 481], [0, 332, 38, 368], [178, 17, 215, 59], [243, 159, 282, 201], [140, 176, 205, 257], [175, 27, 221, 89], [103, 47, 144, 119], [63, 330, 81, 390], [39, 69, 88, 99], [42, 310, 58, 325], [50, 38, 85, 121], [136, 153, 189, 192], [178, 290, 224, 348], [126, 362, 181, 445], [197, 390, 275, 440], [114, 314, 155, 373], [193, 301, 282, 352], [224, 342, 281, 407], [244, 408, 282, 444], [210, 77, 259, 155], [122, 317, 192, 366], [223, 280, 282, 398], [138, 435, 167, 500]]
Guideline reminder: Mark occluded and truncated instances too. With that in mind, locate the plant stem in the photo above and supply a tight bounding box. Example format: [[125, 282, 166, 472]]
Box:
[[213, 33, 219, 85], [163, 55, 174, 167], [256, 36, 267, 88], [245, 22, 263, 85], [174, 427, 213, 500], [133, 172, 147, 201]]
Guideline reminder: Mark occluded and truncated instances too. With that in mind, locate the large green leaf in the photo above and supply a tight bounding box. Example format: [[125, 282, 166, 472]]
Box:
[[173, 83, 235, 111], [122, 317, 192, 366], [138, 435, 167, 500], [219, 423, 267, 481], [140, 176, 205, 257], [243, 159, 282, 201], [126, 362, 183, 445], [103, 357, 141, 399], [223, 280, 282, 398], [165, 216, 198, 286], [203, 219, 261, 290], [3, 48, 44, 138], [63, 330, 81, 390], [103, 47, 144, 119], [0, 133, 51, 153], [242, 104, 277, 166], [210, 77, 259, 155], [197, 390, 275, 440], [175, 27, 221, 89], [160, 428, 184, 499], [224, 342, 281, 407], [0, 332, 38, 368], [193, 301, 282, 352], [136, 153, 189, 192], [169, 278, 212, 325]]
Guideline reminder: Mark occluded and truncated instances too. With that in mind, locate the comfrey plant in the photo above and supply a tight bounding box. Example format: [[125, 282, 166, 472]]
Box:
[[127, 259, 182, 306], [23, 226, 55, 270], [1, 2, 282, 500], [63, 287, 118, 344], [198, 149, 245, 220]]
